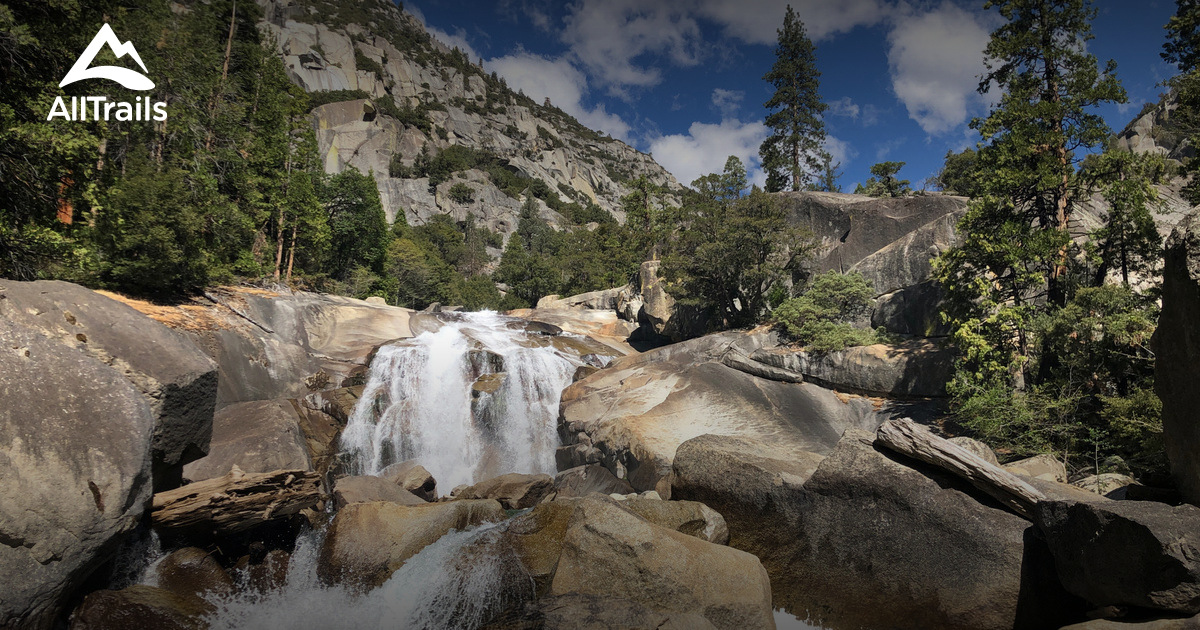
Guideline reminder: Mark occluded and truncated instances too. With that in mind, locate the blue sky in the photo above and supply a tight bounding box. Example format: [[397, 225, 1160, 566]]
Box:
[[404, 0, 1181, 191]]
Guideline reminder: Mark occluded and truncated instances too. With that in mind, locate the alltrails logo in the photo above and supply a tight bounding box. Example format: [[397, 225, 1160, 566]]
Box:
[[47, 24, 167, 122]]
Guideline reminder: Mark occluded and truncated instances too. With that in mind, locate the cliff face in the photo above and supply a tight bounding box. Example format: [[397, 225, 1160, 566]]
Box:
[[253, 0, 679, 235]]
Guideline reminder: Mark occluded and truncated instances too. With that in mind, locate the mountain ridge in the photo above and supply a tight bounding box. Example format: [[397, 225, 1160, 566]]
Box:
[[252, 0, 681, 239]]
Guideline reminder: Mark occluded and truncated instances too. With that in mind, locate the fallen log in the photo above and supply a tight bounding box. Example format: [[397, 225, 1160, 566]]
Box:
[[875, 418, 1046, 519], [151, 466, 320, 536]]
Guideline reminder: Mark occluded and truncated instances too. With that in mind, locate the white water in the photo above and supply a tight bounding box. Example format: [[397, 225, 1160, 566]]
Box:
[[206, 522, 532, 630], [197, 313, 583, 629], [340, 311, 582, 490]]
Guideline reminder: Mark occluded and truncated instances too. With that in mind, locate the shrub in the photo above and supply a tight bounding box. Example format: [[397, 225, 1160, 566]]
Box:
[[772, 270, 878, 352], [448, 182, 475, 204]]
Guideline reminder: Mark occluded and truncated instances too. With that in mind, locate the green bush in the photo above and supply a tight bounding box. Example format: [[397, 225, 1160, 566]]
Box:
[[448, 182, 475, 204], [308, 89, 372, 111], [772, 271, 878, 352]]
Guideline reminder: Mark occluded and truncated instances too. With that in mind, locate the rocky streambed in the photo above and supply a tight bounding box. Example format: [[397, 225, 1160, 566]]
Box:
[[4, 277, 1200, 630]]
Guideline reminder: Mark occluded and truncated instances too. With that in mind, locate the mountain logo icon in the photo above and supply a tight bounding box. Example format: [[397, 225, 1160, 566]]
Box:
[[60, 24, 155, 91]]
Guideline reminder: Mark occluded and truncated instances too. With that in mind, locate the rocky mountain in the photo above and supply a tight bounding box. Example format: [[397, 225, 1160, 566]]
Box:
[[253, 0, 680, 237]]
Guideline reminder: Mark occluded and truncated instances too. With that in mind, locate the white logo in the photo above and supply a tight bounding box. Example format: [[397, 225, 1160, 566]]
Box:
[[48, 24, 167, 122], [61, 24, 154, 90]]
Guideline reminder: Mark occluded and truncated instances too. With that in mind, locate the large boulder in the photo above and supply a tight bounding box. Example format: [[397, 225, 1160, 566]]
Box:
[[748, 339, 956, 398], [552, 464, 635, 498], [1004, 454, 1069, 483], [101, 287, 414, 408], [154, 547, 234, 604], [68, 585, 207, 630], [0, 280, 217, 489], [1034, 500, 1200, 614], [546, 496, 774, 630], [0, 319, 155, 629], [455, 473, 554, 510], [558, 330, 897, 496], [872, 280, 952, 337], [673, 430, 1080, 630], [379, 460, 438, 501], [182, 399, 312, 483], [317, 499, 505, 589], [332, 475, 427, 509], [776, 191, 968, 280], [1154, 212, 1200, 505]]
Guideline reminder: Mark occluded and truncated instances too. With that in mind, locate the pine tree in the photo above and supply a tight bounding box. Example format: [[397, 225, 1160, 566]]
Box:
[[1164, 0, 1200, 203], [759, 6, 826, 193], [934, 0, 1126, 388]]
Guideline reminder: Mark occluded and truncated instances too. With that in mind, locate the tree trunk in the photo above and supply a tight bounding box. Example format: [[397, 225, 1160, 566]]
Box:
[[204, 0, 237, 152], [286, 223, 298, 283], [875, 418, 1047, 519], [151, 467, 320, 537]]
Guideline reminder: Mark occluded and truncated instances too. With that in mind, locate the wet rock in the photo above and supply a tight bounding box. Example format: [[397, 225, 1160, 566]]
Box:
[[0, 280, 218, 490], [155, 547, 234, 604], [317, 499, 505, 589], [332, 475, 427, 509], [1035, 500, 1200, 614], [553, 464, 634, 498], [182, 400, 312, 483], [68, 585, 207, 630], [1155, 212, 1200, 505], [455, 473, 554, 509], [379, 460, 438, 501], [548, 496, 773, 630], [240, 549, 290, 593], [0, 319, 155, 629], [1004, 454, 1068, 483]]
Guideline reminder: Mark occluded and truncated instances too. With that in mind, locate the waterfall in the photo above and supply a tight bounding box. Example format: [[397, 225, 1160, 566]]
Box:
[[339, 311, 588, 491]]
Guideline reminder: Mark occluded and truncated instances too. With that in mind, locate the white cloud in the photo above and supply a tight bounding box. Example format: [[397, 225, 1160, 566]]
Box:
[[887, 2, 993, 135], [647, 118, 769, 188], [696, 0, 890, 44], [487, 51, 633, 141], [561, 0, 704, 92], [828, 96, 860, 119], [824, 135, 856, 168], [712, 88, 745, 117]]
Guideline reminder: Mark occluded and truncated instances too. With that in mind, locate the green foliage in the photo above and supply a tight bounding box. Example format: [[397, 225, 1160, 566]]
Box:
[[354, 49, 385, 79], [760, 6, 827, 192], [308, 89, 372, 110], [321, 167, 389, 279], [772, 271, 879, 352], [936, 0, 1127, 387], [1082, 149, 1165, 286], [935, 148, 982, 197], [855, 161, 911, 197], [448, 182, 475, 204], [1165, 1, 1200, 204], [664, 179, 816, 329]]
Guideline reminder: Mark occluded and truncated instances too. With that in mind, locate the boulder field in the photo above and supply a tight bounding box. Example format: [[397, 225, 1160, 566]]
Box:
[[6, 273, 1200, 630]]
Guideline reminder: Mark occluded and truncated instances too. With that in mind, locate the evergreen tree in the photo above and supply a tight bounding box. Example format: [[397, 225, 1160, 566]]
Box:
[[934, 0, 1126, 388], [1164, 0, 1200, 203], [855, 161, 911, 197], [321, 167, 390, 280], [811, 150, 842, 193], [759, 5, 827, 192]]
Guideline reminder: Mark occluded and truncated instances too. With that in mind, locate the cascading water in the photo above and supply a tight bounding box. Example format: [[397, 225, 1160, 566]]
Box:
[[339, 311, 586, 490], [196, 312, 600, 629]]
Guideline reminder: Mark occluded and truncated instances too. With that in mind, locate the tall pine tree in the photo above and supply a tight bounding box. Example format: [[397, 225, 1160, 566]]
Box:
[[934, 0, 1125, 388], [759, 6, 826, 193]]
